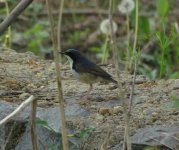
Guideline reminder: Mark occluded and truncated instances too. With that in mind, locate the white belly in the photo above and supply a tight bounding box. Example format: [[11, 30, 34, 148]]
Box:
[[66, 56, 101, 84]]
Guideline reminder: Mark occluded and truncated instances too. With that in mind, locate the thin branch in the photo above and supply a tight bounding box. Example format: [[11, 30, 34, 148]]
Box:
[[0, 95, 35, 127], [39, 8, 122, 16], [122, 109, 131, 150], [108, 0, 120, 81], [4, 0, 12, 48], [38, 9, 155, 17], [31, 99, 38, 150], [0, 0, 33, 35], [100, 130, 111, 150], [45, 0, 69, 150], [128, 58, 137, 114], [132, 0, 139, 53], [109, 2, 131, 150], [57, 0, 64, 53], [2, 122, 17, 150]]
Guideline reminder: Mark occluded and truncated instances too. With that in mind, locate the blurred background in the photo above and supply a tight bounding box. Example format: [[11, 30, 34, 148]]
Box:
[[0, 0, 179, 79]]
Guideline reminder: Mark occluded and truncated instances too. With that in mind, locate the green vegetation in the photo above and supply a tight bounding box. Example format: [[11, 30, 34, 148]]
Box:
[[0, 0, 179, 79]]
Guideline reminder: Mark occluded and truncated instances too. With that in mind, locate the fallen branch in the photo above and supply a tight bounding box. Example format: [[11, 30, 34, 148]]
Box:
[[0, 95, 35, 127], [0, 0, 33, 35]]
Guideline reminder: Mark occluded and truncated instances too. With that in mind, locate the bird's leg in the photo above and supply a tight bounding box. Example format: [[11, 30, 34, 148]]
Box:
[[80, 84, 93, 104]]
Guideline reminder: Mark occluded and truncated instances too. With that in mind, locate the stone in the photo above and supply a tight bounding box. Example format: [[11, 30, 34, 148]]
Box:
[[110, 126, 179, 150], [0, 101, 89, 149]]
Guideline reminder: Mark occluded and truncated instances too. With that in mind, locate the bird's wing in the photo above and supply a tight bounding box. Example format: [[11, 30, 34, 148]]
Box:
[[74, 61, 112, 79]]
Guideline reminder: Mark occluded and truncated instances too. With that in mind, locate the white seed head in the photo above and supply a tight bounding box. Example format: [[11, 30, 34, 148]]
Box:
[[100, 19, 118, 35], [118, 0, 135, 14]]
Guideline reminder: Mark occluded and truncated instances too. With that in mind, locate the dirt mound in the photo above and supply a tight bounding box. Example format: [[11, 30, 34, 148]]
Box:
[[0, 48, 179, 149]]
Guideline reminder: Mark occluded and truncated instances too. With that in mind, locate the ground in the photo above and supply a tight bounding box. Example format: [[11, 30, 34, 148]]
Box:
[[0, 48, 179, 149]]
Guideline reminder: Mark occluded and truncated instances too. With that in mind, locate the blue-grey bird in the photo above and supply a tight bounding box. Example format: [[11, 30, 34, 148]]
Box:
[[60, 49, 117, 101]]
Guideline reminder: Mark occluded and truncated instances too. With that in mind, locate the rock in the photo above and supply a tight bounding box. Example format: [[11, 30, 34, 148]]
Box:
[[110, 126, 179, 150], [0, 101, 89, 149], [15, 125, 62, 150]]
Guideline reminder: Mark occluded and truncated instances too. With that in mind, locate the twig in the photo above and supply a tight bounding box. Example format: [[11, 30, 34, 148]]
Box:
[[122, 109, 131, 150], [108, 0, 120, 81], [123, 1, 139, 149], [31, 99, 38, 150], [108, 1, 131, 149], [2, 122, 17, 150], [100, 130, 111, 150], [126, 10, 130, 70], [4, 0, 11, 48], [0, 0, 33, 35], [38, 9, 155, 17], [128, 58, 137, 114], [132, 0, 139, 53], [39, 8, 122, 16], [57, 0, 64, 53], [45, 0, 69, 150], [0, 95, 35, 127]]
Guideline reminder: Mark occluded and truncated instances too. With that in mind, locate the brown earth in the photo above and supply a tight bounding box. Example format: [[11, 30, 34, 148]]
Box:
[[0, 48, 179, 149]]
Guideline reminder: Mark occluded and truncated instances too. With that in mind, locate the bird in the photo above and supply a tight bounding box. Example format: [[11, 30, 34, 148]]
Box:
[[60, 49, 117, 103]]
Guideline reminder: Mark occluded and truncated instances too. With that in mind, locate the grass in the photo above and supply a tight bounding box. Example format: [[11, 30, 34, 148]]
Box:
[[2, 0, 178, 79]]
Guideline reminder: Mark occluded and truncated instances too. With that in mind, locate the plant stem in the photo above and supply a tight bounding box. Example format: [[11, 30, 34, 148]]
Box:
[[108, 0, 120, 79], [31, 99, 38, 150], [102, 35, 109, 64], [57, 0, 65, 53], [133, 0, 139, 54], [46, 0, 69, 150], [109, 0, 131, 150], [128, 58, 137, 114], [126, 11, 130, 67], [4, 0, 11, 48]]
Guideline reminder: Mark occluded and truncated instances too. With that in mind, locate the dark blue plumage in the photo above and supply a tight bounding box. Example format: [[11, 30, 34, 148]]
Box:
[[60, 49, 117, 101], [61, 49, 117, 84]]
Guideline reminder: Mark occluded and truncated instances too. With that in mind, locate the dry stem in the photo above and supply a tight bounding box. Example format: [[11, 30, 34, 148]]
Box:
[[31, 99, 38, 150], [0, 95, 35, 127], [100, 130, 111, 150], [128, 59, 137, 114], [108, 0, 131, 149], [45, 0, 69, 149]]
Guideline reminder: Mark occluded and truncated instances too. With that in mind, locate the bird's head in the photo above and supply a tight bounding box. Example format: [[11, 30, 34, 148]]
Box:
[[60, 49, 83, 62]]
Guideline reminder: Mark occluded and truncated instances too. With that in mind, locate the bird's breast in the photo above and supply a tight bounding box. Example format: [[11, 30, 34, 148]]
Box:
[[71, 69, 101, 84]]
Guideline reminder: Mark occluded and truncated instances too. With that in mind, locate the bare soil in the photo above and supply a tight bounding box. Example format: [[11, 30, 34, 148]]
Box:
[[0, 48, 179, 149]]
